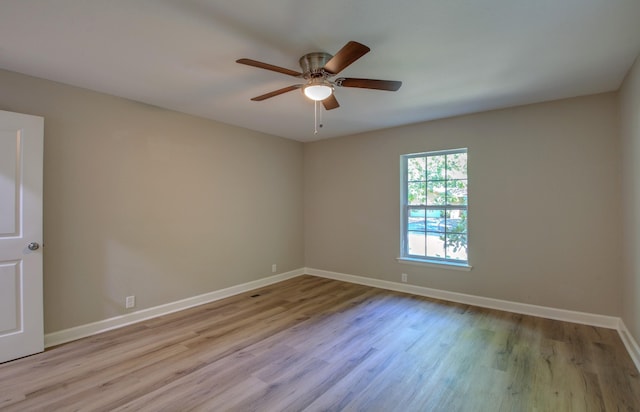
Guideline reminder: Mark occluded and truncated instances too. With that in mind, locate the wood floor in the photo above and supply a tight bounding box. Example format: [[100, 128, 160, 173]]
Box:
[[1, 275, 639, 411]]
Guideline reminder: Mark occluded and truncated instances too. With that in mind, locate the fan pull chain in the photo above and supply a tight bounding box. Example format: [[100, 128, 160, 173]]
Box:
[[313, 100, 324, 135], [314, 100, 318, 135]]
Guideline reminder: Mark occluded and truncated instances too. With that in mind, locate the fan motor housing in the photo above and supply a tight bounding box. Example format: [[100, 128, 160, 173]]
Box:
[[299, 52, 333, 78]]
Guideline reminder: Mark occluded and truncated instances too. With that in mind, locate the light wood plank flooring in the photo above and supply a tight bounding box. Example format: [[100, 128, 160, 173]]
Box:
[[1, 275, 639, 411]]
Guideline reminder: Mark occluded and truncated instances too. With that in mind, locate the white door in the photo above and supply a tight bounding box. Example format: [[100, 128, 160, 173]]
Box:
[[0, 110, 44, 363]]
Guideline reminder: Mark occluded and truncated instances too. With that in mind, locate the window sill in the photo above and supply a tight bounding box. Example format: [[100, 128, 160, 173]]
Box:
[[396, 257, 472, 271]]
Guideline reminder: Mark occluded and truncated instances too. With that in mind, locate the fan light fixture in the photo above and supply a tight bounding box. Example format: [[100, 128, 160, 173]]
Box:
[[303, 79, 333, 101]]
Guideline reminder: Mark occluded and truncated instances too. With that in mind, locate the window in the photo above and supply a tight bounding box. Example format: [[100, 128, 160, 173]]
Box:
[[400, 149, 468, 266]]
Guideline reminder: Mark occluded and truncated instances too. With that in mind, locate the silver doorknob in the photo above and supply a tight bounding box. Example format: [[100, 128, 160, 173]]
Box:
[[28, 242, 40, 251]]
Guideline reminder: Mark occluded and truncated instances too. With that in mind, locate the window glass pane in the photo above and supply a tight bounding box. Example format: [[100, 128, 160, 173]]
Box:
[[427, 182, 446, 205], [427, 155, 445, 181], [426, 209, 446, 232], [445, 233, 468, 261], [446, 179, 467, 205], [408, 208, 425, 232], [447, 153, 467, 179], [426, 209, 442, 218], [408, 231, 426, 256], [408, 182, 426, 205], [426, 232, 446, 259], [407, 157, 425, 181], [446, 210, 467, 234]]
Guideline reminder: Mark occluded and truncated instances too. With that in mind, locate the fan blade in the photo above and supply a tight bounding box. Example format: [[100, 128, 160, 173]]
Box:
[[323, 41, 370, 75], [236, 58, 302, 77], [322, 94, 340, 110], [337, 78, 402, 91], [250, 85, 302, 101]]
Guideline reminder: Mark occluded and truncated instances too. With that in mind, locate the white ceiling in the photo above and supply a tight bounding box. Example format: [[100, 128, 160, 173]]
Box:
[[0, 1, 638, 142]]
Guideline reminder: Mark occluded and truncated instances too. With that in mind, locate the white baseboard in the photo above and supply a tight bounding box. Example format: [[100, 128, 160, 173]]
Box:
[[618, 319, 640, 372], [305, 267, 620, 329], [44, 268, 305, 348]]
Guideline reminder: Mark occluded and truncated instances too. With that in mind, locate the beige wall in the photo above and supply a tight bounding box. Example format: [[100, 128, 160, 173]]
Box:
[[621, 55, 640, 342], [0, 69, 304, 333], [304, 93, 622, 316]]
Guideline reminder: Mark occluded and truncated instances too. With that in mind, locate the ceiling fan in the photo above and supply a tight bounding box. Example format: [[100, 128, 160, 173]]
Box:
[[236, 41, 402, 110]]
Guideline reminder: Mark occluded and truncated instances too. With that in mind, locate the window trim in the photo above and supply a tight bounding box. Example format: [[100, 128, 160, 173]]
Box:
[[400, 148, 469, 267], [396, 257, 472, 271]]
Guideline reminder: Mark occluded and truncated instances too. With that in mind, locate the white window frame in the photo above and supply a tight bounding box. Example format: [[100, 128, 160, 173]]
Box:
[[399, 148, 470, 269]]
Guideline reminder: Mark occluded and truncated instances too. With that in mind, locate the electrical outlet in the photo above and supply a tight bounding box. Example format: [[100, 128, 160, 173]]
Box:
[[125, 295, 135, 309], [401, 273, 408, 283], [272, 264, 277, 273]]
